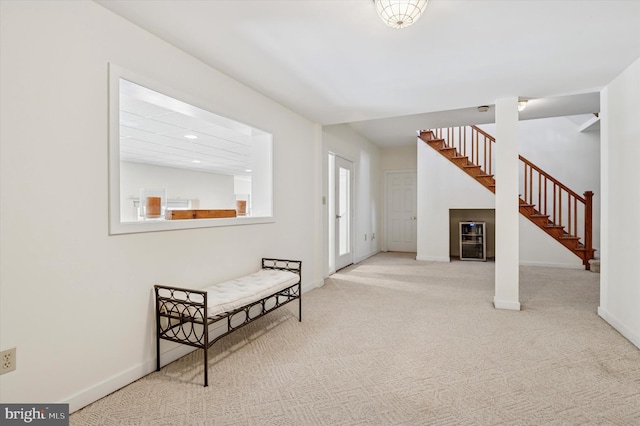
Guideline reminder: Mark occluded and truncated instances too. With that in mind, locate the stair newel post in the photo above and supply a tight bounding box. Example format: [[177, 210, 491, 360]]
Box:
[[584, 191, 594, 268]]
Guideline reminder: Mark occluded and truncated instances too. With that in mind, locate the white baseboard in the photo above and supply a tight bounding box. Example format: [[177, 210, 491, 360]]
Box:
[[303, 279, 324, 292], [64, 358, 154, 413], [493, 297, 521, 311], [416, 255, 450, 262], [597, 307, 640, 350], [66, 280, 315, 414], [519, 260, 583, 269], [355, 250, 380, 264], [64, 328, 212, 413]]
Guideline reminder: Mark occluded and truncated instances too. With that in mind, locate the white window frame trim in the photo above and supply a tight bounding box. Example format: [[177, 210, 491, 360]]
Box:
[[108, 63, 274, 235]]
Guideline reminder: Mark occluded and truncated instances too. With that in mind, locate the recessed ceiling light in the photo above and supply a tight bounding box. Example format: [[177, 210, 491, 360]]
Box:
[[244, 169, 252, 173], [184, 134, 198, 139], [192, 159, 201, 163], [477, 105, 490, 112]]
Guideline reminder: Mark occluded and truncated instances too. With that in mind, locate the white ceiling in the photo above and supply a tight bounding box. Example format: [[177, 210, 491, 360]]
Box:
[[119, 79, 256, 176], [97, 0, 640, 147]]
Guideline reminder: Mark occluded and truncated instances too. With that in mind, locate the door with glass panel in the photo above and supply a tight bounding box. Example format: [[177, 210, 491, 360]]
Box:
[[335, 156, 353, 270]]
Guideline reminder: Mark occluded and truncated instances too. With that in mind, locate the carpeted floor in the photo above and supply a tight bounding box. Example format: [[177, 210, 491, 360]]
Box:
[[71, 252, 640, 425]]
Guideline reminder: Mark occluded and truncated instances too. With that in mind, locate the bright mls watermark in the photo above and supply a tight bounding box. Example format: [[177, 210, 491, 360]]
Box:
[[1, 404, 68, 425]]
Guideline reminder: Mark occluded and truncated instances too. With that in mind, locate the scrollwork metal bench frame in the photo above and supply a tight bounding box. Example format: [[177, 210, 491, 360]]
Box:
[[154, 258, 301, 386]]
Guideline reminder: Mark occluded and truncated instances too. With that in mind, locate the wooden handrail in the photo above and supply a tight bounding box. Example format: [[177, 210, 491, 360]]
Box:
[[471, 125, 495, 141], [519, 155, 585, 203], [520, 157, 586, 239]]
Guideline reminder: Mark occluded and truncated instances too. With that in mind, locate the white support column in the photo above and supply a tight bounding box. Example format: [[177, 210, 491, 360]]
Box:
[[494, 97, 521, 310]]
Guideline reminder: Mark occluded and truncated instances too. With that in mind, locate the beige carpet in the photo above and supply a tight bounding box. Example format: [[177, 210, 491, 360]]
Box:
[[71, 252, 640, 425]]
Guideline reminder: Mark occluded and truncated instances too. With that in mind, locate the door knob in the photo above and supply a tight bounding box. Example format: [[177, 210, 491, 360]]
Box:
[[410, 216, 417, 220]]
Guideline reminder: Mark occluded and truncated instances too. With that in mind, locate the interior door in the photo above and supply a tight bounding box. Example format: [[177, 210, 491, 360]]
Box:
[[386, 171, 417, 252], [335, 156, 353, 270]]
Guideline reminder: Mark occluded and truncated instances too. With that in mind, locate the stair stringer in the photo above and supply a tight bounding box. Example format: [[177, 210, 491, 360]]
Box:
[[519, 215, 584, 269], [416, 136, 585, 268]]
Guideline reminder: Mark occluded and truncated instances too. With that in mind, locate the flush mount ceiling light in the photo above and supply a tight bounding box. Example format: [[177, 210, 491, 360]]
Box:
[[518, 100, 528, 111], [374, 0, 429, 29], [477, 105, 490, 112]]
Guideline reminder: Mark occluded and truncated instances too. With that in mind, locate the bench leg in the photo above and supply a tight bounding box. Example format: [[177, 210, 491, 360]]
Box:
[[203, 346, 209, 387], [156, 335, 161, 372]]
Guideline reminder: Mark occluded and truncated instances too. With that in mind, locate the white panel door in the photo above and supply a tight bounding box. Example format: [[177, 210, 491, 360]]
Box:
[[386, 171, 417, 252], [335, 156, 354, 270]]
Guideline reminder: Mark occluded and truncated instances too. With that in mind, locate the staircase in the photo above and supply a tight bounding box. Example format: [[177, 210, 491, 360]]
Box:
[[419, 126, 595, 269]]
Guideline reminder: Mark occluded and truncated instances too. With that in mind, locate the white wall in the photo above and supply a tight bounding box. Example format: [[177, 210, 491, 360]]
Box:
[[598, 56, 640, 349], [322, 124, 381, 273], [380, 145, 416, 171], [518, 216, 583, 268], [0, 1, 322, 410]]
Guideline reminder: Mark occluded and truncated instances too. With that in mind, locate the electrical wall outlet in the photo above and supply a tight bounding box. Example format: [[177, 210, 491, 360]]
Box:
[[1, 348, 16, 374]]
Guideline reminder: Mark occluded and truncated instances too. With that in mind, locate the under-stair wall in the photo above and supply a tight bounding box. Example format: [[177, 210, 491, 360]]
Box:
[[416, 137, 494, 262], [416, 132, 585, 268]]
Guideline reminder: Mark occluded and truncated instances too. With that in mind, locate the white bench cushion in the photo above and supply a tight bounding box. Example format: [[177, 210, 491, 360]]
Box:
[[203, 269, 299, 317]]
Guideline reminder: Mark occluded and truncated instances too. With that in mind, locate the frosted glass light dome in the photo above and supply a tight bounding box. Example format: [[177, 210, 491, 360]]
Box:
[[374, 0, 429, 29]]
